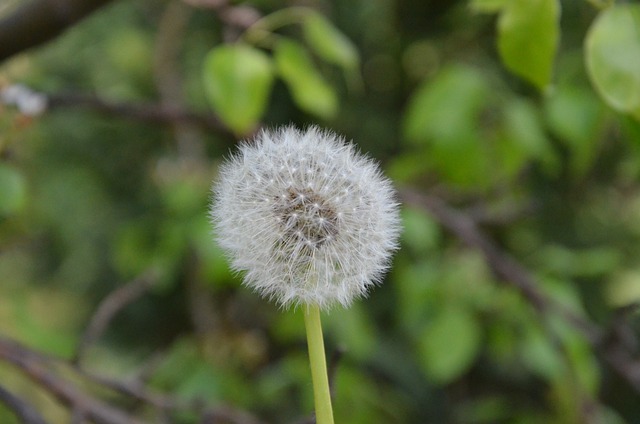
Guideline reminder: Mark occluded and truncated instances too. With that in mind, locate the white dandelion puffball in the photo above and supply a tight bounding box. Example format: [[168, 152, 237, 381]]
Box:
[[211, 126, 401, 309]]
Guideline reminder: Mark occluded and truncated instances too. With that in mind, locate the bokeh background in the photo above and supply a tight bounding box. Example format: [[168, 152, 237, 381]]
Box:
[[1, 0, 639, 423]]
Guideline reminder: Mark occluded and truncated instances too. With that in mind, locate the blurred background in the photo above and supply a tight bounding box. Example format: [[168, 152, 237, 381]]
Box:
[[1, 0, 639, 423]]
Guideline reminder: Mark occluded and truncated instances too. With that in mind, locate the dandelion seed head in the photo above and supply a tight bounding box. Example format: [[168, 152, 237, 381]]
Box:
[[211, 125, 401, 309]]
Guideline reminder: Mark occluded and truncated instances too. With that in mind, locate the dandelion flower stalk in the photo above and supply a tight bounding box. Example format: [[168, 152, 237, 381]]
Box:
[[211, 126, 400, 422], [304, 304, 333, 424]]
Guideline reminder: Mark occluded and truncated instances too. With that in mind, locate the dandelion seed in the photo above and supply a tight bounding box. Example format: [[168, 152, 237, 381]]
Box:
[[210, 125, 401, 309]]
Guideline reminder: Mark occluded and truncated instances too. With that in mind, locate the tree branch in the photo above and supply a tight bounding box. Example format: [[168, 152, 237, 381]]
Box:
[[0, 335, 147, 424], [400, 187, 640, 393], [47, 92, 231, 135], [73, 272, 156, 366], [0, 334, 268, 424], [0, 0, 116, 62], [0, 384, 50, 424]]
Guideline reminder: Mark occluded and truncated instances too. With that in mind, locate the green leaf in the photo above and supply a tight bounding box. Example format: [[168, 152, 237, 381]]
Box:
[[403, 65, 488, 145], [0, 164, 26, 216], [503, 99, 550, 159], [536, 277, 601, 395], [106, 28, 152, 78], [563, 329, 600, 396], [191, 216, 235, 286], [520, 321, 564, 380], [396, 261, 440, 331], [324, 304, 376, 360], [418, 305, 482, 383], [274, 39, 338, 119], [497, 0, 561, 90], [401, 207, 441, 255], [498, 98, 558, 177], [455, 396, 511, 423], [177, 362, 221, 400], [386, 151, 431, 183], [11, 288, 81, 356], [431, 134, 491, 188], [333, 366, 408, 423], [112, 219, 183, 289], [585, 4, 640, 119], [202, 44, 274, 135], [402, 65, 493, 188], [606, 270, 640, 307], [302, 13, 359, 71], [544, 86, 605, 175]]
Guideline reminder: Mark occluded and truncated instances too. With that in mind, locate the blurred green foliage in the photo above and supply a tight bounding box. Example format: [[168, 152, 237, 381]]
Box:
[[585, 4, 640, 119], [1, 0, 640, 423]]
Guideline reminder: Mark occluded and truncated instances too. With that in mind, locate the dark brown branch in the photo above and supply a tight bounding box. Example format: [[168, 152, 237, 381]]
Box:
[[464, 200, 539, 226], [77, 368, 268, 424], [0, 0, 116, 62], [47, 92, 232, 136], [0, 384, 50, 424], [400, 187, 640, 393], [0, 335, 147, 424], [0, 334, 267, 424], [400, 188, 599, 335]]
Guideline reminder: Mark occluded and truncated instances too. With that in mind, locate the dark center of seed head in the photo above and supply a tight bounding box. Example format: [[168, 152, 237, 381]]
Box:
[[274, 188, 339, 249]]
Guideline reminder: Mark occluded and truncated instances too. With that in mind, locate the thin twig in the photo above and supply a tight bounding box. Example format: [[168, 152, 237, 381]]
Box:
[[400, 188, 600, 335], [0, 336, 147, 424], [400, 187, 640, 393], [46, 92, 231, 136], [74, 272, 156, 365], [0, 335, 268, 424], [0, 383, 50, 424]]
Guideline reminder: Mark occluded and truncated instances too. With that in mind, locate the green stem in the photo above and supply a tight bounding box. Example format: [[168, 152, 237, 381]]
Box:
[[304, 304, 335, 424]]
